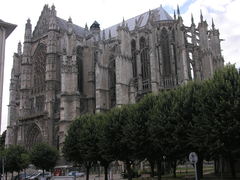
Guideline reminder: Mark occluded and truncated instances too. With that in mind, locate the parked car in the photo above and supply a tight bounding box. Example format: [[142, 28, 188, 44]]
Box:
[[68, 171, 85, 177], [28, 172, 51, 180]]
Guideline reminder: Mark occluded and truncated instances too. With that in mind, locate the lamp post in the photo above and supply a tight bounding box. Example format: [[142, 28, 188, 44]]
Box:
[[2, 157, 5, 180], [163, 156, 166, 175]]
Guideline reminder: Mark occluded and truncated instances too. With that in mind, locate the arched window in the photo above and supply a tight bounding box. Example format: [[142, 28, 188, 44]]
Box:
[[160, 28, 171, 76], [131, 40, 137, 78], [25, 123, 43, 150], [140, 37, 151, 92], [33, 44, 46, 94], [77, 46, 84, 93], [109, 56, 116, 108]]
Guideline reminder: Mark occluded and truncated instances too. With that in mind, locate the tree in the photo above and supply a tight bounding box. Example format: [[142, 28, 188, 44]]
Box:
[[30, 143, 59, 176], [0, 130, 6, 149], [95, 112, 114, 180], [137, 93, 159, 177], [63, 114, 100, 180], [101, 105, 141, 180], [206, 65, 240, 178], [4, 145, 29, 178]]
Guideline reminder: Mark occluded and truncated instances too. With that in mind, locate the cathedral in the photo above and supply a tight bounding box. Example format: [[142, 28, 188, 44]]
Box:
[[5, 4, 224, 151]]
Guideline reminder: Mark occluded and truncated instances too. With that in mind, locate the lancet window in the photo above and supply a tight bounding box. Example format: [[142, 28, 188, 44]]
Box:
[[32, 44, 46, 94], [77, 46, 84, 94], [160, 28, 171, 76], [131, 40, 137, 78], [108, 56, 116, 108], [140, 37, 151, 92]]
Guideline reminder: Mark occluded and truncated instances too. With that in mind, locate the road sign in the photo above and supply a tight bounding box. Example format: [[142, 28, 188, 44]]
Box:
[[189, 152, 198, 180], [189, 152, 198, 164]]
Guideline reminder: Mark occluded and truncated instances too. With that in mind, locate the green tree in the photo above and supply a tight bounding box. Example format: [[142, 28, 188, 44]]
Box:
[[0, 130, 6, 149], [95, 112, 114, 180], [206, 65, 240, 178], [63, 114, 100, 180], [30, 143, 59, 176], [137, 93, 159, 177], [101, 105, 140, 180], [5, 145, 29, 178]]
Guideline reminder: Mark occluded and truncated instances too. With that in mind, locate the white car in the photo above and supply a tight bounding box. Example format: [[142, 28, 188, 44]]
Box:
[[68, 171, 85, 177], [29, 172, 51, 180]]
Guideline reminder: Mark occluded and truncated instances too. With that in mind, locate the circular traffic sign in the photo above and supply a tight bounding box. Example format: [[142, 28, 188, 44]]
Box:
[[189, 152, 198, 164]]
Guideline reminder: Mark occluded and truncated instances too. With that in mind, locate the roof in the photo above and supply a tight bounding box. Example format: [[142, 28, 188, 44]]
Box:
[[0, 19, 17, 39], [56, 17, 86, 37], [101, 5, 173, 40]]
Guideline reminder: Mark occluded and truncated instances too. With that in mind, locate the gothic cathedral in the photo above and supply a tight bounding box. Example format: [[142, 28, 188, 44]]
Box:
[[6, 5, 224, 151]]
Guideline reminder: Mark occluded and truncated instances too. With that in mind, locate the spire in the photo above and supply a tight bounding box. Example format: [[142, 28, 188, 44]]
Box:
[[67, 17, 73, 34], [109, 30, 111, 39], [122, 17, 125, 27], [191, 13, 194, 25], [200, 10, 203, 22], [212, 18, 215, 30], [18, 41, 22, 55], [51, 4, 56, 16], [177, 5, 180, 16], [24, 18, 32, 41], [174, 10, 176, 20], [85, 23, 88, 31], [68, 17, 72, 23], [102, 29, 105, 40]]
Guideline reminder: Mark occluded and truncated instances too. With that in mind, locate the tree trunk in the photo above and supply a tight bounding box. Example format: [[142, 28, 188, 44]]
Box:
[[104, 164, 108, 180], [172, 160, 177, 178], [86, 167, 90, 180], [5, 172, 7, 180], [126, 161, 132, 180], [43, 169, 45, 177], [156, 160, 162, 180], [149, 160, 155, 177], [196, 155, 203, 179], [214, 160, 218, 175], [229, 154, 236, 179]]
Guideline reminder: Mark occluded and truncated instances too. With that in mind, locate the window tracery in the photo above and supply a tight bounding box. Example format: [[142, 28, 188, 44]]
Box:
[[140, 37, 151, 92], [33, 44, 47, 94], [77, 46, 84, 93], [109, 56, 116, 108], [161, 28, 171, 76]]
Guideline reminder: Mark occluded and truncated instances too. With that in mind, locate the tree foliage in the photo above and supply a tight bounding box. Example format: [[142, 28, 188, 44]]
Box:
[[5, 145, 29, 173], [63, 65, 240, 179], [30, 143, 59, 173]]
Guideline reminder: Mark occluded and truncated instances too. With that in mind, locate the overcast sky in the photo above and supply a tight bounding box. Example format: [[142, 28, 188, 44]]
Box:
[[1, 0, 240, 133]]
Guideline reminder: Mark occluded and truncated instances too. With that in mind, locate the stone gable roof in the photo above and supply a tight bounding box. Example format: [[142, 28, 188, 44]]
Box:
[[101, 5, 173, 40]]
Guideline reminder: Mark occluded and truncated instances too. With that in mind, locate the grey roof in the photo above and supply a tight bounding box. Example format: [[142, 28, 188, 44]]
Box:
[[0, 19, 17, 39], [101, 6, 173, 40], [57, 17, 86, 37]]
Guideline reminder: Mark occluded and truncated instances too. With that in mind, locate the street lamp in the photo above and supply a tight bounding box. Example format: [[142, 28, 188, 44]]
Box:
[[163, 155, 166, 175]]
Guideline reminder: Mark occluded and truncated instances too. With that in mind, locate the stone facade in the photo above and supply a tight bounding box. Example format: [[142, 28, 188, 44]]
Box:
[[0, 20, 16, 132], [6, 5, 224, 152]]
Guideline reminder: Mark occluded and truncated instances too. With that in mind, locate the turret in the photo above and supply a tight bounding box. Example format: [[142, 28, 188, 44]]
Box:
[[198, 12, 214, 79], [45, 4, 60, 145], [19, 19, 32, 117], [24, 19, 32, 42], [90, 21, 100, 35], [17, 41, 22, 55], [209, 18, 224, 69], [175, 5, 189, 83]]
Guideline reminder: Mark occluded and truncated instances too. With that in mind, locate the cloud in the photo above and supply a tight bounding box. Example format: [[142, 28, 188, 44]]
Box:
[[0, 0, 239, 133], [181, 0, 240, 67]]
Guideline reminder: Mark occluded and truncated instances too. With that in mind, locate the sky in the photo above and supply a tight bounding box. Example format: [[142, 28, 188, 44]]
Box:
[[0, 0, 240, 133]]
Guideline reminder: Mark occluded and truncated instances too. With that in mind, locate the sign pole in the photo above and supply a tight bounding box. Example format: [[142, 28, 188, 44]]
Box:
[[194, 162, 198, 180], [189, 152, 198, 180]]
